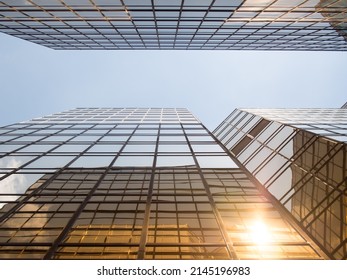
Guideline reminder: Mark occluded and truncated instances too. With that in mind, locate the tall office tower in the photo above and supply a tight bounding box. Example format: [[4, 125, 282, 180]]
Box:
[[0, 0, 346, 50], [214, 108, 347, 260], [0, 108, 328, 259]]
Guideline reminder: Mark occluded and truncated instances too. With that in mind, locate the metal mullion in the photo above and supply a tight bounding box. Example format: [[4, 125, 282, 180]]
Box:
[[13, 210, 83, 215], [151, 178, 159, 259], [173, 176, 182, 258], [188, 173, 207, 255], [0, 127, 65, 160], [237, 135, 269, 168], [1, 5, 56, 42], [341, 144, 346, 251], [0, 242, 52, 247], [56, 1, 99, 48], [298, 173, 306, 219], [89, 1, 119, 48], [260, 131, 297, 185], [137, 123, 160, 259], [115, 177, 141, 240], [1, 127, 40, 137], [331, 234, 347, 256], [251, 129, 297, 177], [149, 0, 161, 48], [233, 240, 312, 247], [218, 124, 242, 147], [213, 115, 234, 136], [278, 135, 331, 203], [1, 123, 30, 130], [52, 242, 225, 248], [0, 134, 30, 145], [221, 0, 257, 49], [42, 124, 139, 259], [173, 0, 184, 49], [0, 124, 98, 224], [303, 180, 346, 227], [220, 110, 249, 142], [119, 0, 146, 48], [20, 3, 76, 48], [203, 122, 331, 260], [192, 4, 227, 49], [56, 243, 140, 248], [192, 0, 217, 49], [265, 132, 318, 193], [281, 143, 343, 206], [342, 249, 347, 260], [242, 122, 287, 169], [181, 123, 238, 260], [235, 115, 261, 144], [24, 0, 79, 46]]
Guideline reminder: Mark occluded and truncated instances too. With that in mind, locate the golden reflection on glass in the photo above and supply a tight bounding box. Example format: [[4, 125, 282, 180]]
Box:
[[0, 108, 335, 259], [217, 108, 347, 259], [249, 220, 271, 246]]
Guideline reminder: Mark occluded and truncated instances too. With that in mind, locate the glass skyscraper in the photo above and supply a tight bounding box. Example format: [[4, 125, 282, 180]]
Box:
[[0, 0, 346, 50], [0, 108, 330, 259], [214, 108, 347, 260]]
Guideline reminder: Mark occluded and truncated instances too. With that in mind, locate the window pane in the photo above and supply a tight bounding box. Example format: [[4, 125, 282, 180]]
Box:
[[87, 144, 122, 153], [122, 145, 156, 152], [158, 145, 190, 152], [157, 156, 195, 167], [53, 145, 89, 153], [25, 156, 75, 168], [197, 156, 238, 168], [113, 156, 153, 167], [70, 156, 114, 167], [0, 173, 43, 209], [20, 145, 57, 153], [0, 156, 34, 168]]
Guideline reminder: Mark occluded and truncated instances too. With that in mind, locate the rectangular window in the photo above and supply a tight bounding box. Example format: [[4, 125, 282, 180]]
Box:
[[113, 156, 154, 167], [158, 144, 190, 152], [20, 145, 57, 153], [0, 156, 35, 168], [156, 156, 195, 167], [100, 135, 130, 142], [87, 144, 122, 153], [25, 156, 75, 168], [197, 156, 238, 168], [231, 136, 252, 156], [70, 156, 114, 168], [122, 145, 156, 153], [0, 145, 25, 153]]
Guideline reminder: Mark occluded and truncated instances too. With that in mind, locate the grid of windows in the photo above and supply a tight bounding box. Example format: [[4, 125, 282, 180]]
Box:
[[214, 108, 347, 259], [0, 167, 325, 260], [241, 108, 347, 143], [30, 108, 198, 123], [0, 0, 346, 50], [0, 108, 326, 259]]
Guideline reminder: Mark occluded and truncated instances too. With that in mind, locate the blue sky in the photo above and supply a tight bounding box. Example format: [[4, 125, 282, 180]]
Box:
[[1, 32, 346, 130]]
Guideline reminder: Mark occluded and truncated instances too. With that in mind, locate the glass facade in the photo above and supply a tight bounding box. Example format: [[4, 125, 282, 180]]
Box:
[[0, 0, 346, 50], [214, 108, 347, 259], [0, 108, 326, 259]]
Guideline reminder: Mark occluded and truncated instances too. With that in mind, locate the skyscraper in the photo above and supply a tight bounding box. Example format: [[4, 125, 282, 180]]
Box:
[[0, 0, 346, 50], [214, 108, 347, 260], [0, 108, 328, 259]]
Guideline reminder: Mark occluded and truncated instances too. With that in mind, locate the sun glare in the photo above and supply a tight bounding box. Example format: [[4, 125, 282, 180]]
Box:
[[250, 220, 271, 245]]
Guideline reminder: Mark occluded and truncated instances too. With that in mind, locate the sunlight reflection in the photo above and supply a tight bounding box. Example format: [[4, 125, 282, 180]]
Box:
[[250, 220, 271, 245]]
